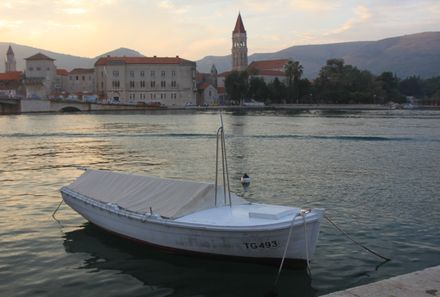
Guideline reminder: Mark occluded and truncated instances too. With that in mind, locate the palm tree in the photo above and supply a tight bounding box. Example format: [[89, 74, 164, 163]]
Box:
[[284, 60, 303, 104]]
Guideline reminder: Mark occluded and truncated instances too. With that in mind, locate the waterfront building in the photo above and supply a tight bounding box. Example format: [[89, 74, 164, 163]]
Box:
[[5, 45, 17, 73], [55, 69, 68, 95], [66, 68, 95, 95], [95, 56, 197, 106], [248, 59, 288, 84], [232, 13, 248, 71], [0, 71, 23, 98], [24, 53, 57, 99], [196, 82, 219, 106]]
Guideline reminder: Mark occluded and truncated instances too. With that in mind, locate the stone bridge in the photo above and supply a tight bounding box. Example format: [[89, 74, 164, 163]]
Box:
[[0, 99, 149, 114]]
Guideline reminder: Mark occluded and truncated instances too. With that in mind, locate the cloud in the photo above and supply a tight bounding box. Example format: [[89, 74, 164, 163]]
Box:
[[157, 0, 189, 14], [62, 7, 88, 14], [289, 0, 342, 12], [327, 5, 371, 35]]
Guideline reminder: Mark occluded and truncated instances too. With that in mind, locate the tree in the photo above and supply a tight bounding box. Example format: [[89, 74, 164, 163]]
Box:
[[314, 59, 379, 104], [284, 60, 303, 104], [267, 78, 287, 104], [399, 76, 423, 97], [248, 77, 268, 102], [224, 71, 249, 103], [376, 72, 404, 103]]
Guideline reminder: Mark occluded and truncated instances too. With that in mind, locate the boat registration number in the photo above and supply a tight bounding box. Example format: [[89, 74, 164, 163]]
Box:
[[243, 241, 279, 249]]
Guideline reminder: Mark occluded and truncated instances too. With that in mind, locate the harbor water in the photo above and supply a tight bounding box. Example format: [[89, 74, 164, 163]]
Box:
[[0, 109, 439, 296]]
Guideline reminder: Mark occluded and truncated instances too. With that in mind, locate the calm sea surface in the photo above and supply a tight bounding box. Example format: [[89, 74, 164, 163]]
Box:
[[0, 109, 439, 297]]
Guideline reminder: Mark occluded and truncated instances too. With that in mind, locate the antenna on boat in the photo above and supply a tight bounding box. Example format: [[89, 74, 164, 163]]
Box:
[[214, 111, 232, 207]]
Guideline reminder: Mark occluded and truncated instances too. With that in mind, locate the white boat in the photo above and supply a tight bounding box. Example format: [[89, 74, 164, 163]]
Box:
[[60, 118, 324, 267]]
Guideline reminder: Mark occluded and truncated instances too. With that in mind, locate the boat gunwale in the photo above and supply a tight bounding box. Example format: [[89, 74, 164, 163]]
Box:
[[60, 187, 324, 232]]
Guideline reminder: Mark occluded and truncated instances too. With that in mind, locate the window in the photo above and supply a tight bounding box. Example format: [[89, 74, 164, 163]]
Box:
[[129, 93, 136, 100], [171, 93, 177, 99], [112, 80, 120, 88], [150, 81, 156, 88], [171, 70, 176, 77], [160, 93, 166, 99], [113, 70, 119, 77], [150, 93, 156, 99], [36, 67, 41, 71], [69, 76, 73, 80], [101, 71, 104, 78], [47, 67, 50, 71], [140, 93, 146, 99], [161, 71, 166, 77], [76, 76, 79, 81], [101, 82, 104, 89], [82, 76, 85, 81], [130, 71, 134, 77], [140, 71, 145, 77], [130, 81, 135, 88], [161, 81, 166, 88], [140, 81, 146, 88], [171, 81, 177, 88], [29, 67, 33, 71], [151, 70, 155, 77]]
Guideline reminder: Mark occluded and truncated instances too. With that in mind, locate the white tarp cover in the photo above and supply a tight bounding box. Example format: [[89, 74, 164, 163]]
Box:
[[66, 170, 247, 219]]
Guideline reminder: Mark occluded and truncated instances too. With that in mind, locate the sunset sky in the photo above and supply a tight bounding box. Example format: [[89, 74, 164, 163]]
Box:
[[0, 0, 439, 60]]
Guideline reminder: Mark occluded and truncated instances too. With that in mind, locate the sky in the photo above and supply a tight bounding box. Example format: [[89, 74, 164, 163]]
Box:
[[0, 0, 439, 60]]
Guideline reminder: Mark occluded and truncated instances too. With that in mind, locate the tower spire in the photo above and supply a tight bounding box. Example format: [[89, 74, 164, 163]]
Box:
[[5, 44, 17, 72], [231, 13, 248, 71]]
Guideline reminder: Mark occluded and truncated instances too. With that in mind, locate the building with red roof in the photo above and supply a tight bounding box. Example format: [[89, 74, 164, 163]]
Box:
[[95, 55, 196, 106], [247, 59, 288, 84], [0, 71, 23, 98]]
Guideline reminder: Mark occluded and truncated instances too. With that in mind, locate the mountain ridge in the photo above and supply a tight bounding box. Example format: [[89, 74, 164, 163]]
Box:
[[1, 31, 440, 78]]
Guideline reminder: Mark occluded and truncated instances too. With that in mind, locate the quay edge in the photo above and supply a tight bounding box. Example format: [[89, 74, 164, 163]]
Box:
[[321, 265, 440, 297]]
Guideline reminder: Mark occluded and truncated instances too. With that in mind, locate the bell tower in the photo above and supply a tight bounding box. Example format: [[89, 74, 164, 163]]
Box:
[[232, 13, 248, 71], [5, 45, 17, 72]]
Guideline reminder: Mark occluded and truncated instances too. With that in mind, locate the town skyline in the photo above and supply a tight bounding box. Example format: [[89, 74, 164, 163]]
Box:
[[1, 0, 439, 60]]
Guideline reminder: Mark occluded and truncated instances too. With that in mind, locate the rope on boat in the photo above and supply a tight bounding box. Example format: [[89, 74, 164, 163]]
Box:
[[274, 212, 302, 286], [324, 215, 391, 261], [301, 212, 311, 274]]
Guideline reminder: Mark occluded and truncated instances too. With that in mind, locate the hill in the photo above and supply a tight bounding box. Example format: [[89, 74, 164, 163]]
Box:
[[0, 44, 145, 72], [0, 42, 93, 71], [2, 32, 439, 78], [197, 32, 440, 79]]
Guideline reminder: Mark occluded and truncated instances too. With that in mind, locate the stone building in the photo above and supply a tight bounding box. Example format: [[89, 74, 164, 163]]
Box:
[[232, 13, 248, 71], [24, 53, 57, 98], [66, 68, 95, 94], [55, 69, 68, 95], [95, 56, 196, 106], [196, 82, 218, 106]]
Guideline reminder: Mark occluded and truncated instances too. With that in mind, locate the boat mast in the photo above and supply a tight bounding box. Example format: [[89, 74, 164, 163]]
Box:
[[214, 112, 232, 207]]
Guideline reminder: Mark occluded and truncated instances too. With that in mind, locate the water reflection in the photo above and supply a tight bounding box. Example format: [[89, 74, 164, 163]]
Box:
[[63, 224, 315, 297]]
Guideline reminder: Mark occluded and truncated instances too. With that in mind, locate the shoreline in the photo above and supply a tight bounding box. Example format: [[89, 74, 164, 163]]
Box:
[[2, 99, 440, 115]]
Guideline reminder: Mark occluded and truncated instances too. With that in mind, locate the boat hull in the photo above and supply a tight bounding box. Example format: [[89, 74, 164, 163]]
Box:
[[61, 190, 323, 267]]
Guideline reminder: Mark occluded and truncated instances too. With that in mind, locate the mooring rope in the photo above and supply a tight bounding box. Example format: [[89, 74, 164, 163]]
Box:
[[51, 199, 64, 220], [274, 212, 302, 286], [325, 215, 391, 261], [301, 212, 311, 274]]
